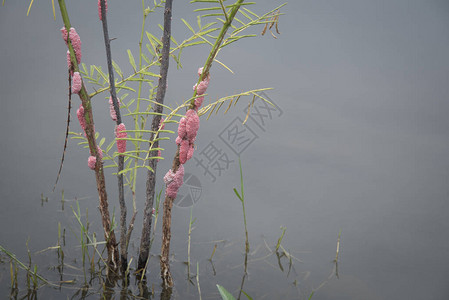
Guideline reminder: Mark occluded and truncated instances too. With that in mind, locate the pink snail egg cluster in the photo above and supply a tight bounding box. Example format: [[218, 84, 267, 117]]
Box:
[[163, 164, 184, 198], [77, 104, 86, 132], [88, 145, 104, 169], [160, 118, 165, 130], [87, 147, 102, 170], [109, 97, 120, 121], [76, 104, 95, 136], [164, 67, 211, 199], [192, 67, 210, 109], [88, 156, 96, 170], [98, 0, 108, 21], [61, 27, 82, 64], [115, 123, 127, 154], [72, 72, 82, 94], [177, 109, 199, 164]]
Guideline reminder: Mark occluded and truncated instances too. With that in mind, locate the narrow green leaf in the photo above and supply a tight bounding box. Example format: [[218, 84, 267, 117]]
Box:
[[70, 136, 86, 140], [242, 7, 259, 19], [197, 15, 202, 29], [308, 291, 315, 300], [140, 71, 161, 77], [200, 13, 224, 18], [221, 34, 257, 48], [106, 140, 115, 153], [183, 40, 207, 47], [199, 27, 220, 35], [112, 60, 123, 78], [194, 6, 222, 12], [93, 65, 109, 83], [81, 63, 88, 76], [181, 18, 195, 33], [217, 285, 237, 300], [233, 17, 246, 26], [116, 85, 136, 92], [141, 52, 150, 64], [191, 0, 219, 3], [238, 9, 253, 21], [241, 290, 253, 300], [146, 32, 162, 46], [127, 49, 137, 71], [126, 78, 153, 82], [146, 43, 155, 56], [233, 188, 243, 202]]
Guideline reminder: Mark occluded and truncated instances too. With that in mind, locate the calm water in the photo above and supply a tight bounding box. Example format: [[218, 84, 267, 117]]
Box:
[[1, 1, 449, 299]]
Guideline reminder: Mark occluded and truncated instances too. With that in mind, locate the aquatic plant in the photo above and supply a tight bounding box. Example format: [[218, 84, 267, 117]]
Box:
[[6, 0, 288, 294]]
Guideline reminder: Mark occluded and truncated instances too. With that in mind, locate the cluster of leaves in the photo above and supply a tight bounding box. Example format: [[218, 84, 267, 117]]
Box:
[[70, 0, 284, 192]]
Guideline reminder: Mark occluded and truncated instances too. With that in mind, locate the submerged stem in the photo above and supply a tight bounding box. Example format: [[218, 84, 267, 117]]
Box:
[[99, 0, 129, 277], [58, 0, 119, 274], [138, 0, 173, 274], [160, 0, 246, 289]]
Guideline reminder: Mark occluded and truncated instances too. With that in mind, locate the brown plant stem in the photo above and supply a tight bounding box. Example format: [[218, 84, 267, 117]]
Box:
[[99, 0, 130, 277], [137, 0, 173, 274], [57, 0, 119, 274], [52, 69, 72, 192], [159, 0, 245, 288]]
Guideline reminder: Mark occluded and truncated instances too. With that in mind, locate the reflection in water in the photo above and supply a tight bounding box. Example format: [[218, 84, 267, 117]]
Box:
[[160, 286, 172, 300], [236, 250, 248, 300], [0, 220, 341, 299]]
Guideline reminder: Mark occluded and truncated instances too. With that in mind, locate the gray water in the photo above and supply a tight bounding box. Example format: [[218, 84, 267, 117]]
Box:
[[1, 0, 449, 299]]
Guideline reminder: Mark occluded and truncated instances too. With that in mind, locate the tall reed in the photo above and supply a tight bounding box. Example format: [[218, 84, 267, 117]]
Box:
[[138, 0, 174, 274], [160, 0, 246, 289], [57, 0, 119, 274]]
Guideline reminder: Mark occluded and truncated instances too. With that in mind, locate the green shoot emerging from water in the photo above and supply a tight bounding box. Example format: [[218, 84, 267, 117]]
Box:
[[233, 157, 249, 254]]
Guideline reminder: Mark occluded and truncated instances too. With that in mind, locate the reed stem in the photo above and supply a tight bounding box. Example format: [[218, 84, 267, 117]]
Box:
[[57, 0, 119, 274], [99, 0, 129, 277], [160, 0, 246, 288], [137, 0, 173, 274]]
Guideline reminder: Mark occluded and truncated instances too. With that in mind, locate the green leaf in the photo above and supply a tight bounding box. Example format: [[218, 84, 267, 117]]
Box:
[[241, 290, 253, 300], [221, 34, 257, 48], [200, 13, 224, 18], [146, 43, 155, 56], [194, 6, 222, 12], [140, 71, 161, 77], [170, 35, 179, 46], [112, 60, 123, 78], [70, 136, 86, 140], [191, 0, 220, 3], [141, 52, 150, 64], [116, 85, 136, 92], [146, 32, 162, 46], [197, 15, 202, 29], [199, 27, 219, 35], [233, 188, 243, 202], [238, 9, 253, 21], [308, 291, 315, 300], [127, 49, 137, 71], [106, 139, 115, 153], [93, 65, 109, 83], [81, 63, 88, 76], [181, 18, 195, 33], [216, 285, 237, 300], [241, 7, 259, 18], [183, 40, 207, 47], [99, 137, 105, 147]]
